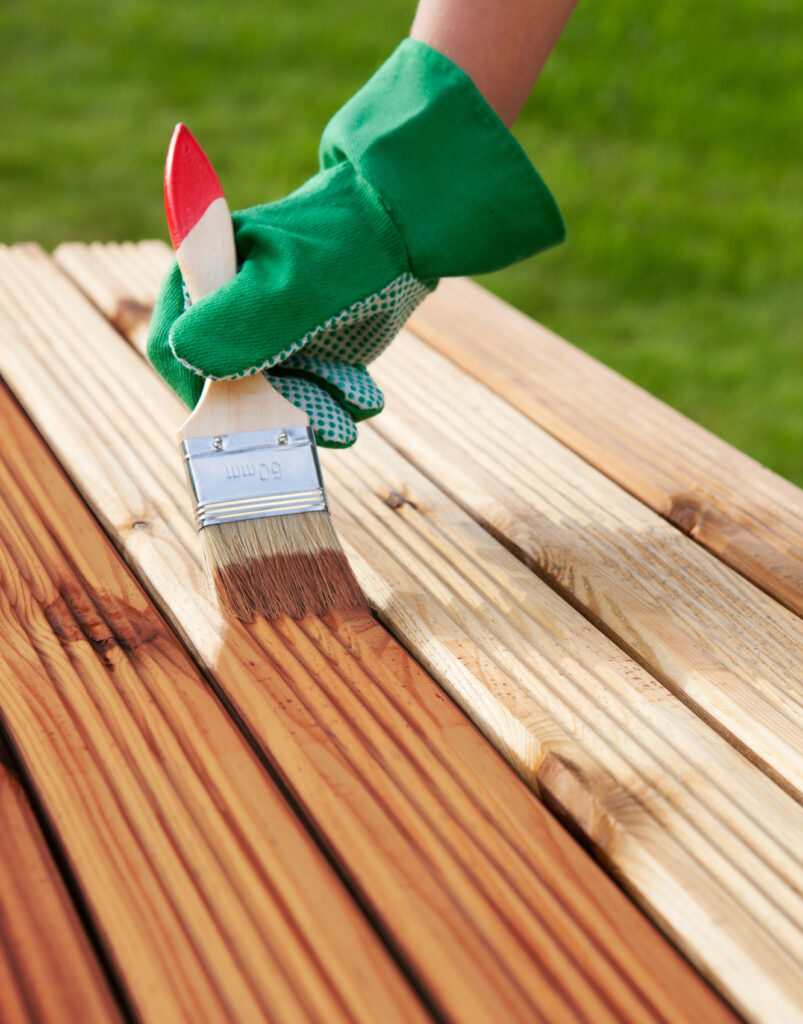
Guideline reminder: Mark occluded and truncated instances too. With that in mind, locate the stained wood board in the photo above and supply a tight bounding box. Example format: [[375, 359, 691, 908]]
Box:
[[407, 277, 803, 618], [0, 384, 429, 1024], [0, 735, 122, 1024], [46, 239, 803, 1023], [0, 254, 739, 1024]]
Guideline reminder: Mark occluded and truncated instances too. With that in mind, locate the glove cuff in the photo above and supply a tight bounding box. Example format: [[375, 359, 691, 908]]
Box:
[[319, 38, 565, 280]]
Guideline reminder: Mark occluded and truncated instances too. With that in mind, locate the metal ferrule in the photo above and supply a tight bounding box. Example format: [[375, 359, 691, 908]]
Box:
[[181, 426, 328, 530]]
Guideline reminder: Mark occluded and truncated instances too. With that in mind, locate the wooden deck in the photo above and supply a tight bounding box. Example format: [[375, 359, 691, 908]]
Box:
[[0, 240, 800, 1023]]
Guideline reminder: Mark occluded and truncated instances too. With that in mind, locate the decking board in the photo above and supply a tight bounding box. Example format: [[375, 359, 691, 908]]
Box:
[[44, 239, 803, 1023], [0, 735, 123, 1024], [0, 385, 428, 1024], [0, 239, 746, 1023], [370, 332, 803, 797], [406, 277, 803, 617], [368, 331, 802, 794]]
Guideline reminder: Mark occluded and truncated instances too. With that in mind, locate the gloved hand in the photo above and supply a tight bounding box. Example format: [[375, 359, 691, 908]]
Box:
[[149, 263, 387, 446], [147, 39, 565, 447]]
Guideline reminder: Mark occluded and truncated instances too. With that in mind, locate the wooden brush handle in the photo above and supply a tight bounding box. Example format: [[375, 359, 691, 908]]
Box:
[[164, 123, 308, 441]]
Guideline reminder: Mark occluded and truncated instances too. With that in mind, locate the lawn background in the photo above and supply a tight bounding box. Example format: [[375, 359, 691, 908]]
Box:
[[2, 0, 800, 483]]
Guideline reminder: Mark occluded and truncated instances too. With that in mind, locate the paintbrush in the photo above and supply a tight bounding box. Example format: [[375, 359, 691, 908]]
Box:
[[164, 123, 365, 620]]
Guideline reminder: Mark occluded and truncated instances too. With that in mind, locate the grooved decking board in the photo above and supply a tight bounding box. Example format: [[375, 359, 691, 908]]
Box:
[[369, 333, 803, 799], [46, 240, 802, 1024], [56, 241, 166, 356], [0, 736, 122, 1024], [406, 277, 803, 618], [0, 245, 745, 1024], [0, 388, 427, 1024]]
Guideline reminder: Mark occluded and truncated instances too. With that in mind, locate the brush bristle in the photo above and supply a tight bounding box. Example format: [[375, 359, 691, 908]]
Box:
[[199, 511, 366, 621]]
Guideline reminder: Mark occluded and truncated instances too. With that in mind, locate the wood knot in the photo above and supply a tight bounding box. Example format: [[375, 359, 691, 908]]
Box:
[[666, 493, 704, 534], [383, 490, 418, 513], [111, 298, 153, 338], [536, 751, 614, 851], [45, 587, 163, 667]]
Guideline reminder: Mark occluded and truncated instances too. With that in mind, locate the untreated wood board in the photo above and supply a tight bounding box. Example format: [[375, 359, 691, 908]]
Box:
[[369, 332, 803, 800], [0, 242, 747, 1024], [46, 239, 802, 1024], [0, 387, 427, 1024], [407, 277, 803, 617], [54, 240, 173, 357], [0, 736, 122, 1024]]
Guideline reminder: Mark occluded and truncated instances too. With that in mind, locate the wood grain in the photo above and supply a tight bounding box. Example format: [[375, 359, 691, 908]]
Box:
[[0, 240, 744, 1024], [369, 332, 803, 800], [327, 431, 803, 1010], [0, 387, 426, 1024], [55, 240, 169, 355], [45, 239, 802, 1023], [407, 277, 803, 617], [0, 735, 122, 1024]]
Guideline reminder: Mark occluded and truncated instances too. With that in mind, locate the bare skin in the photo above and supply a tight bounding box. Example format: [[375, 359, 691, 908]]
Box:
[[411, 0, 578, 125]]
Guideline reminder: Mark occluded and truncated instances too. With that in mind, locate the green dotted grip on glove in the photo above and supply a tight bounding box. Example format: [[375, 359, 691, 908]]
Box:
[[147, 38, 565, 448]]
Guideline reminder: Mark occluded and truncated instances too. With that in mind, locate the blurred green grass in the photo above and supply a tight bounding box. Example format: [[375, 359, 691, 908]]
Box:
[[1, 0, 800, 482]]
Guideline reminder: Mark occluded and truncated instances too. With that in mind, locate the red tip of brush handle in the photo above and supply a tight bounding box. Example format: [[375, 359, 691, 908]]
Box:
[[164, 123, 225, 250]]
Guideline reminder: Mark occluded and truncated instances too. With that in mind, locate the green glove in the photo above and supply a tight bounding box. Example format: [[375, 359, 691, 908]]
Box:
[[147, 38, 565, 447], [150, 263, 384, 446]]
